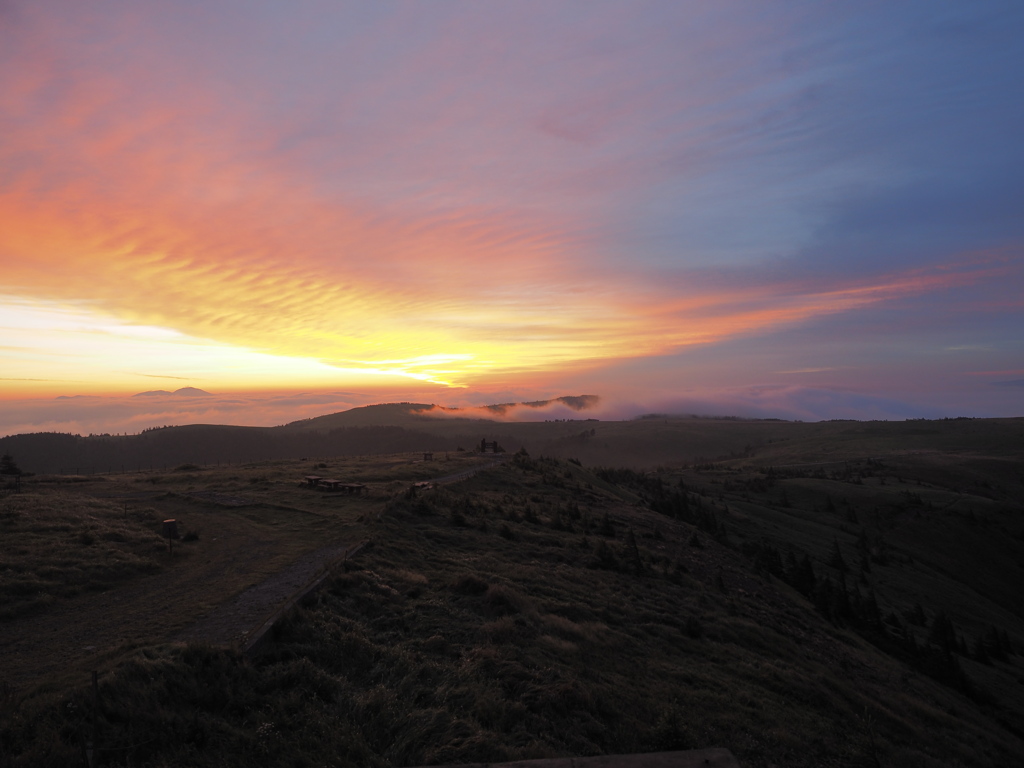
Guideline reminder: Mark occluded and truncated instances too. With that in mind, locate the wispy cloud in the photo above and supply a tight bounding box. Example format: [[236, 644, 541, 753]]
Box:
[[776, 368, 840, 375], [1, 2, 1021, 417]]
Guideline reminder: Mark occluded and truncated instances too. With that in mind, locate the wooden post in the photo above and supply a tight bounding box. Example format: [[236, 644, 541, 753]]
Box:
[[87, 670, 98, 767], [163, 519, 178, 555]]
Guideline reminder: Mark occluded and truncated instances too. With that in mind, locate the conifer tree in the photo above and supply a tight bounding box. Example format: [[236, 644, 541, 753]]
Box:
[[0, 453, 21, 475], [907, 602, 927, 627], [973, 634, 991, 665], [828, 538, 847, 573], [999, 628, 1014, 656], [792, 554, 816, 596], [625, 527, 644, 575]]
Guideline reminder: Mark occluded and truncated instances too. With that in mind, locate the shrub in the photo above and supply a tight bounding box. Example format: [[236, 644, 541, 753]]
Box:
[[588, 540, 619, 571], [453, 575, 489, 596], [422, 634, 451, 655], [483, 584, 525, 616]]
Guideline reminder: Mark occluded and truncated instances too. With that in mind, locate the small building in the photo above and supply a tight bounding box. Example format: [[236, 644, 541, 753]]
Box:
[[304, 475, 323, 487]]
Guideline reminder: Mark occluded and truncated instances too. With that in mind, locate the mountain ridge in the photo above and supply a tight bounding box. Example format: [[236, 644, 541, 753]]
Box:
[[132, 387, 212, 397]]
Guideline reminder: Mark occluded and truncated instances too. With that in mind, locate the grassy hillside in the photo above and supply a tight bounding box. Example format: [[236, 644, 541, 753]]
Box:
[[1, 420, 1023, 767], [6, 402, 1021, 477], [280, 402, 449, 431]]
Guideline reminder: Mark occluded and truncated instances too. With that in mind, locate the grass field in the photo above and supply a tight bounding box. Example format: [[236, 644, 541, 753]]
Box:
[[2, 420, 1023, 766]]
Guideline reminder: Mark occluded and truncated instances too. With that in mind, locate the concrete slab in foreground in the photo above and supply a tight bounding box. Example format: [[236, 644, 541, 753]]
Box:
[[412, 748, 740, 768]]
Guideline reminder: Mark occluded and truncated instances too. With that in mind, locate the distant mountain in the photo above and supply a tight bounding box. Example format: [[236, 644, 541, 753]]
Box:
[[172, 387, 212, 396], [280, 403, 476, 432], [520, 394, 600, 411], [133, 387, 212, 398], [281, 396, 600, 431]]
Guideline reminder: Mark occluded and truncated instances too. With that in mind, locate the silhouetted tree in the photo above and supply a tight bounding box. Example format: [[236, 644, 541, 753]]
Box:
[[906, 603, 927, 627], [0, 453, 20, 475], [828, 538, 847, 573], [625, 527, 644, 575], [1000, 628, 1015, 657], [590, 539, 619, 571], [973, 634, 991, 665], [927, 612, 957, 655], [789, 554, 816, 597]]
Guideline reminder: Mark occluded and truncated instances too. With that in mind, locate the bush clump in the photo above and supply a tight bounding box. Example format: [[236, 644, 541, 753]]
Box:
[[453, 574, 489, 596]]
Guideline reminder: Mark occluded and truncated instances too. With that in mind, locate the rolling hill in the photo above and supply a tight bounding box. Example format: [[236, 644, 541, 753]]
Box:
[[2, 406, 1023, 765]]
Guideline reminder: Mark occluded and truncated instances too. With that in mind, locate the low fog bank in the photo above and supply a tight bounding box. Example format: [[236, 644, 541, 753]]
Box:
[[422, 387, 996, 425], [3, 382, 1017, 438], [0, 390, 390, 438]]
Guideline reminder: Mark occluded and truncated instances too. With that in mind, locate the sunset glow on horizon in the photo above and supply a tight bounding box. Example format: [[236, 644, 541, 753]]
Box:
[[2, 1, 1022, 433]]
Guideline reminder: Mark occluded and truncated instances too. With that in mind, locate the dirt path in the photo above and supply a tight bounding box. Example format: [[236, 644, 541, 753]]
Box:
[[431, 455, 508, 485], [174, 457, 508, 649], [173, 541, 357, 648], [0, 529, 354, 686], [2, 460, 502, 687]]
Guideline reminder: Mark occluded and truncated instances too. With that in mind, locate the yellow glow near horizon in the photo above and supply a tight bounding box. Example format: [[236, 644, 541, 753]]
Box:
[[0, 298, 469, 397], [2, 253, 988, 399]]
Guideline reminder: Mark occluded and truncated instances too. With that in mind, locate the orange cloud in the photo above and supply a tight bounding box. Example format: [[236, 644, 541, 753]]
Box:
[[594, 254, 1013, 359], [3, 6, 1019, 397]]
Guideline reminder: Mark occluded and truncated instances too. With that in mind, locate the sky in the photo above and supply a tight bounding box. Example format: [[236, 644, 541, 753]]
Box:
[[2, 0, 1022, 435]]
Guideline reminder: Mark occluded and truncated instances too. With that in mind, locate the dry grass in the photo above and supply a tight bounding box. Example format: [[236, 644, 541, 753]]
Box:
[[0, 489, 164, 619], [2, 432, 1024, 767], [0, 459, 376, 686]]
